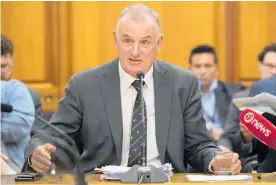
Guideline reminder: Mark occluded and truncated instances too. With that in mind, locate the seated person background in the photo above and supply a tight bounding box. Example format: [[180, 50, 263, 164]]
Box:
[[1, 79, 35, 174], [189, 45, 245, 142], [218, 43, 276, 172], [1, 34, 43, 137], [241, 76, 276, 172]]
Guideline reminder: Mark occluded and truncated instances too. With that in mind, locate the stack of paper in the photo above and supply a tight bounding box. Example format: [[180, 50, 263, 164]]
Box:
[[233, 92, 276, 114], [186, 174, 252, 182], [95, 163, 173, 180]]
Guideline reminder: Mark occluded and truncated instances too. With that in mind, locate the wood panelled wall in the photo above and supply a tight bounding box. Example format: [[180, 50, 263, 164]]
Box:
[[1, 2, 276, 112]]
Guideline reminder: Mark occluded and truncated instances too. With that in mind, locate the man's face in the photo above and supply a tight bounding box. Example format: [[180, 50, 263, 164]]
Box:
[[190, 53, 218, 87], [113, 14, 163, 78], [1, 54, 13, 80], [259, 51, 276, 79]]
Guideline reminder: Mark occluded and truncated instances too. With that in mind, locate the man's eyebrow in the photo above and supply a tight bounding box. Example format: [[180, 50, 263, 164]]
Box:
[[122, 34, 131, 38], [141, 36, 152, 40]]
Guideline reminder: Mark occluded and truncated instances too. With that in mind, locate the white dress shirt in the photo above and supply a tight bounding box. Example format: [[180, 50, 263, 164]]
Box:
[[118, 62, 162, 167]]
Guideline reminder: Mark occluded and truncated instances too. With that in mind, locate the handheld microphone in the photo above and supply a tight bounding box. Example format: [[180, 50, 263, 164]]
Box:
[[120, 72, 168, 183], [239, 108, 276, 150], [1, 103, 88, 185]]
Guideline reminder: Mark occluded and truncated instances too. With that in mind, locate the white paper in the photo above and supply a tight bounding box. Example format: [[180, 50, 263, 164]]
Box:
[[233, 92, 276, 114], [186, 174, 252, 182]]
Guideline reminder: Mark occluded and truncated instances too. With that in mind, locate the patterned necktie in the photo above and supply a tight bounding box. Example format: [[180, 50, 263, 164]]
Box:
[[127, 80, 147, 167]]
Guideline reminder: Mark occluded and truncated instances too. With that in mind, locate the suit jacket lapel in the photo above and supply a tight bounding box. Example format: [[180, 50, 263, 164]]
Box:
[[153, 61, 172, 164], [215, 82, 228, 128], [101, 59, 123, 164]]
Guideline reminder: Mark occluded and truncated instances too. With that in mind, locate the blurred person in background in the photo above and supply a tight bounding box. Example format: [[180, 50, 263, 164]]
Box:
[[1, 37, 35, 173], [247, 76, 276, 173], [218, 43, 276, 172], [1, 34, 42, 137], [189, 45, 245, 142]]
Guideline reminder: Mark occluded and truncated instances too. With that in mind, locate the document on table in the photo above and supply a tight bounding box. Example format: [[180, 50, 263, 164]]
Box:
[[186, 174, 253, 182]]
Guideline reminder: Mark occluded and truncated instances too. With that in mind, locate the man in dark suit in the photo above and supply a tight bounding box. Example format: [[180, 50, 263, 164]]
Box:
[[28, 88, 43, 137], [217, 43, 276, 172], [24, 4, 241, 174], [189, 45, 245, 141]]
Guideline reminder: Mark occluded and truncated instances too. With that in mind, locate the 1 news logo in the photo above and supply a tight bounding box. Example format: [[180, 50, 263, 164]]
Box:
[[244, 112, 255, 123], [243, 112, 271, 137]]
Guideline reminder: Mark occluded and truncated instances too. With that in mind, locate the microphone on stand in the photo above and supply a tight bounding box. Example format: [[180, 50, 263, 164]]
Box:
[[137, 71, 147, 167], [1, 103, 88, 185], [120, 72, 168, 184]]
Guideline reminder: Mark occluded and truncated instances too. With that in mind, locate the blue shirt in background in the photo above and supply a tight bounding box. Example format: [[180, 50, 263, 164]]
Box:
[[199, 79, 222, 130], [1, 79, 34, 171]]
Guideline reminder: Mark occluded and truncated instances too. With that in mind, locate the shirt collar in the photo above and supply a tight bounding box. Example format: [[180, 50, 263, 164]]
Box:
[[118, 61, 153, 92], [199, 79, 218, 94]]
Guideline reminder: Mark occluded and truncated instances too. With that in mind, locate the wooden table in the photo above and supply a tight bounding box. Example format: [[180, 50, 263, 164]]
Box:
[[1, 174, 275, 185]]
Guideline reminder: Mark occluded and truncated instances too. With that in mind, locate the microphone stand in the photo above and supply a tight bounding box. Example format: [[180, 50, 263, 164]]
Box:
[[120, 73, 168, 183], [10, 107, 88, 185]]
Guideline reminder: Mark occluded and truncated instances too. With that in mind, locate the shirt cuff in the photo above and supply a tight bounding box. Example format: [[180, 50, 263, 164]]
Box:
[[208, 163, 214, 173], [28, 150, 36, 168]]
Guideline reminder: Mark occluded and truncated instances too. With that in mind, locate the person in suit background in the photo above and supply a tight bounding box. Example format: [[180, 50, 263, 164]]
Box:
[[24, 4, 241, 174], [246, 76, 276, 172], [217, 43, 276, 172], [189, 45, 245, 141], [1, 35, 43, 137]]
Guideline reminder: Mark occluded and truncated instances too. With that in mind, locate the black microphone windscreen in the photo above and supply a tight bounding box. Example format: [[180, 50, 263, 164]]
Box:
[[136, 71, 145, 79], [262, 112, 276, 126], [1, 104, 13, 113]]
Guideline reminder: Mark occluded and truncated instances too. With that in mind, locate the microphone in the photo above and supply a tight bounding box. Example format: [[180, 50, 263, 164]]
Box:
[[1, 103, 88, 185], [262, 112, 276, 125], [120, 72, 168, 183], [1, 103, 13, 112], [136, 71, 147, 167], [239, 108, 276, 150]]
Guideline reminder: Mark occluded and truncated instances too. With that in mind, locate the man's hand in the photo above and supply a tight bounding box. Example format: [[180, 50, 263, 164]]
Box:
[[211, 128, 224, 141], [210, 152, 242, 175], [30, 143, 56, 174], [240, 124, 254, 143]]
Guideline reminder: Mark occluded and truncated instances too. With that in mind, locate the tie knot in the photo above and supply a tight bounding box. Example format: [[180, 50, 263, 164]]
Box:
[[132, 80, 145, 92]]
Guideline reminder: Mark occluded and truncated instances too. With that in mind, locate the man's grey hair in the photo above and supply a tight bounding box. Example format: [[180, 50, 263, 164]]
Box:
[[115, 4, 161, 36]]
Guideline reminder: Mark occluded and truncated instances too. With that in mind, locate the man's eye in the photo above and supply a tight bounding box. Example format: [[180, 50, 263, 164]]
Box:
[[124, 39, 131, 43], [141, 40, 149, 45]]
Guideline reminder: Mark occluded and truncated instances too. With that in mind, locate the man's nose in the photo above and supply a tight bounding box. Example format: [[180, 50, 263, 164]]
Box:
[[199, 67, 206, 75], [130, 43, 140, 57]]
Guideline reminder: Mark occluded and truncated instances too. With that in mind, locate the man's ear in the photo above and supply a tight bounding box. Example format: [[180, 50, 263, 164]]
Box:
[[156, 34, 164, 52]]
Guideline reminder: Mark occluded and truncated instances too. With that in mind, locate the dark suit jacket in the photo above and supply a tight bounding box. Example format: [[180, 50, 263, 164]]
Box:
[[215, 82, 245, 129], [27, 88, 43, 137], [24, 59, 220, 173], [248, 76, 276, 172]]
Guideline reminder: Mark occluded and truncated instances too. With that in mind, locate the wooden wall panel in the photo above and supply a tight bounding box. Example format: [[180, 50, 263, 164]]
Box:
[[161, 2, 226, 81], [232, 2, 276, 86], [1, 2, 46, 81]]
